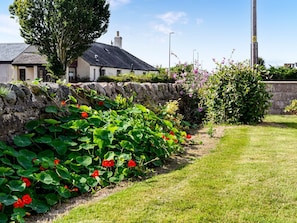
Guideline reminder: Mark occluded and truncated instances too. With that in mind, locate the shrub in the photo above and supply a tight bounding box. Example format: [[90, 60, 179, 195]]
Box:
[[204, 60, 271, 124], [173, 63, 209, 126]]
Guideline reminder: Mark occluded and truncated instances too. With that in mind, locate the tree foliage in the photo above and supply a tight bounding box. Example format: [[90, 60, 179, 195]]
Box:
[[10, 0, 110, 78]]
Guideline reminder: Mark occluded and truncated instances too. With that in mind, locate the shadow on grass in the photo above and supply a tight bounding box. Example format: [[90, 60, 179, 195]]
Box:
[[259, 121, 297, 129]]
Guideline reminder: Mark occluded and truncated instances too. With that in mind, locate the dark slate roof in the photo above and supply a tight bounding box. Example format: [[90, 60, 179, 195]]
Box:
[[82, 42, 158, 71], [0, 43, 28, 62], [12, 45, 47, 65]]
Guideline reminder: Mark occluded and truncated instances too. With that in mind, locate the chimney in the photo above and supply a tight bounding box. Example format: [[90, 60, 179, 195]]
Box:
[[114, 31, 122, 48]]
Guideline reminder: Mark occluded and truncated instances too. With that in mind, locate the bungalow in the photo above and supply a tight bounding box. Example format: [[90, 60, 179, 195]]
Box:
[[0, 32, 158, 83]]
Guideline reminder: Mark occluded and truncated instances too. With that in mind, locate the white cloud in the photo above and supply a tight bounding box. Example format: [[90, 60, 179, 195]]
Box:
[[152, 24, 172, 35], [0, 14, 23, 42], [109, 0, 131, 8], [157, 11, 187, 25], [196, 18, 204, 25]]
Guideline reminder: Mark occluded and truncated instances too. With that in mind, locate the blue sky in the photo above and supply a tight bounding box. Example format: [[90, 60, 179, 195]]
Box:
[[1, 0, 297, 71]]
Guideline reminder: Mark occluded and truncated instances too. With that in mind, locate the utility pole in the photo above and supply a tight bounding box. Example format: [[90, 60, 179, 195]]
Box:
[[168, 32, 174, 77], [251, 0, 258, 67]]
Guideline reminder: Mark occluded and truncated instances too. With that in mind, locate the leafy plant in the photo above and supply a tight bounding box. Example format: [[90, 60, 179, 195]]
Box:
[[0, 86, 11, 97], [172, 63, 209, 126], [0, 91, 189, 222], [204, 60, 271, 124], [284, 99, 297, 114]]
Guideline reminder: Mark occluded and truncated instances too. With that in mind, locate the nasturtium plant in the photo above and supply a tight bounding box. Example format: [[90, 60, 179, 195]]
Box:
[[0, 90, 190, 222]]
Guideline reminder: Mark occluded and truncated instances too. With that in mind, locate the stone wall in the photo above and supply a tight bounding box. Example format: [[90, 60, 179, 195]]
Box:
[[0, 82, 182, 143], [264, 81, 297, 114], [0, 81, 296, 143]]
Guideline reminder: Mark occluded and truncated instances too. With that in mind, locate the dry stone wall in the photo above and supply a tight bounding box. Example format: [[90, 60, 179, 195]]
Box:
[[0, 81, 296, 143], [264, 81, 297, 114], [0, 82, 182, 143]]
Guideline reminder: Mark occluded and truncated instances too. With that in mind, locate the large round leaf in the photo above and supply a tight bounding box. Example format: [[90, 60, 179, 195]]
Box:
[[13, 134, 32, 147], [7, 180, 26, 192], [76, 156, 92, 167]]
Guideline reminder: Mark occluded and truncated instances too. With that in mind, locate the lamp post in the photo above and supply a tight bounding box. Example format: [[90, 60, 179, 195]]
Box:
[[168, 32, 174, 77], [251, 0, 258, 67]]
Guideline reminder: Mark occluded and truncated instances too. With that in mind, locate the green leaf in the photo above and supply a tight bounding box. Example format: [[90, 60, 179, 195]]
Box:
[[34, 171, 54, 185], [45, 106, 58, 114], [128, 130, 144, 144], [45, 193, 59, 206], [0, 167, 14, 176], [104, 151, 115, 160], [52, 139, 68, 155], [25, 120, 40, 131], [0, 213, 8, 223], [17, 168, 38, 177], [93, 128, 114, 150], [29, 200, 50, 213], [34, 136, 53, 144], [56, 186, 71, 198], [13, 134, 32, 147], [76, 156, 92, 167], [7, 180, 26, 192], [44, 119, 61, 125], [79, 143, 96, 151], [17, 149, 37, 169], [56, 165, 71, 180], [163, 120, 173, 128], [0, 142, 18, 157], [68, 95, 77, 103], [11, 208, 26, 222], [38, 150, 54, 159], [48, 125, 63, 133], [0, 193, 17, 206], [0, 178, 7, 186], [120, 140, 135, 152], [135, 104, 148, 112]]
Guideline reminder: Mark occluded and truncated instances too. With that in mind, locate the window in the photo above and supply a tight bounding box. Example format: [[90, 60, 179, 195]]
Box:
[[117, 70, 121, 76], [100, 69, 105, 77]]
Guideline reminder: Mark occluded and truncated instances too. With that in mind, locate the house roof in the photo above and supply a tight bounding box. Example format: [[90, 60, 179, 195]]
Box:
[[82, 42, 158, 71], [12, 45, 47, 65], [0, 43, 28, 62]]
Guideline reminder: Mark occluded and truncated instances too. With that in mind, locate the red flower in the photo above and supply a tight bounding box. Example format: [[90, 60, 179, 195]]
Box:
[[98, 101, 104, 106], [22, 194, 32, 205], [61, 100, 67, 106], [13, 198, 25, 208], [54, 159, 60, 165], [81, 111, 88, 119], [169, 131, 175, 135], [186, 134, 192, 139], [102, 159, 115, 167], [76, 104, 81, 108], [71, 188, 79, 192], [0, 203, 3, 211], [91, 170, 99, 178], [39, 166, 47, 171], [21, 177, 31, 187], [128, 160, 137, 168], [162, 135, 169, 140]]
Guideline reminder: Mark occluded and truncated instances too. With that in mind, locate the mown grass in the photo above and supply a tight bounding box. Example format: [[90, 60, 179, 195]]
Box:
[[54, 115, 297, 223]]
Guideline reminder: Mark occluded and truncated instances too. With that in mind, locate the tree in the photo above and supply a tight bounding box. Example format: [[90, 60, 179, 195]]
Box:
[[10, 0, 110, 78]]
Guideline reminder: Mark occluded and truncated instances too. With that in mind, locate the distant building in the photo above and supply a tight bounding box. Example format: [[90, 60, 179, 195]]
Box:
[[0, 32, 158, 82], [284, 63, 297, 68]]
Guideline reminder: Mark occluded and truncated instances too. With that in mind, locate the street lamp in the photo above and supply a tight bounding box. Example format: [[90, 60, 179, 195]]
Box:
[[251, 0, 258, 67], [168, 32, 174, 77]]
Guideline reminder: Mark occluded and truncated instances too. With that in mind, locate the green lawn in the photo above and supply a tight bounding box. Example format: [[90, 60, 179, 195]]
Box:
[[54, 115, 297, 223]]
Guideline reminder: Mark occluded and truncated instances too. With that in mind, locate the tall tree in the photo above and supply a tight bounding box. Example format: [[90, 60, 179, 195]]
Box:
[[10, 0, 110, 78]]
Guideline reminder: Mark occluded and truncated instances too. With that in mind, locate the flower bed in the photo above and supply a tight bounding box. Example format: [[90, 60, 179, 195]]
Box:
[[0, 93, 190, 223]]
